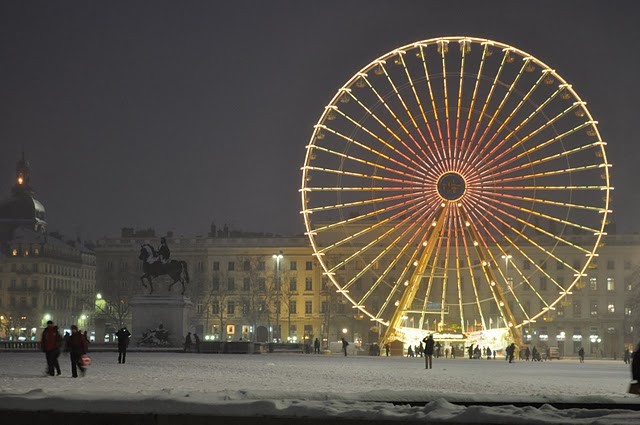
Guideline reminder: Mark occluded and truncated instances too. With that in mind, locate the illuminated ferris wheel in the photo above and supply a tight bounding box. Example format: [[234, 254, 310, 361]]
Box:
[[300, 37, 612, 344]]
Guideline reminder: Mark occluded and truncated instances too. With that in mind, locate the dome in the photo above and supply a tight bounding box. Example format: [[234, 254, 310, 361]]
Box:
[[0, 192, 47, 234]]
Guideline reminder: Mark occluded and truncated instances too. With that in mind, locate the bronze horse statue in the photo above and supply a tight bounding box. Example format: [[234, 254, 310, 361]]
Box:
[[138, 244, 190, 294]]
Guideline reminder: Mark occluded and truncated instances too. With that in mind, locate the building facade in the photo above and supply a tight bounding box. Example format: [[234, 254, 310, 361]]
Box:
[[95, 226, 640, 356], [0, 153, 96, 340]]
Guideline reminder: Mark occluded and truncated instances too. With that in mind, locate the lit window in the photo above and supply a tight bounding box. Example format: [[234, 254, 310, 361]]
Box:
[[608, 303, 615, 313], [607, 278, 615, 291]]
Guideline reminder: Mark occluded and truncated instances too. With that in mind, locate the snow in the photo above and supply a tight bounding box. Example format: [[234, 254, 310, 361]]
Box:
[[1, 351, 639, 423]]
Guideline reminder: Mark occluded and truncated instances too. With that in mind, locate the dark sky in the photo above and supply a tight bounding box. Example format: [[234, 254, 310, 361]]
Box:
[[1, 0, 638, 240]]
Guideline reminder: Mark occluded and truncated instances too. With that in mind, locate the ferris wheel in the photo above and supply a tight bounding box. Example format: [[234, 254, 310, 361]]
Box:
[[300, 37, 612, 344]]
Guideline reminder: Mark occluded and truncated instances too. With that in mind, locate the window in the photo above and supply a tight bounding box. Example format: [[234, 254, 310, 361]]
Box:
[[243, 260, 250, 271], [606, 260, 614, 270], [607, 303, 615, 314], [625, 305, 632, 316], [321, 278, 329, 291], [243, 278, 250, 291], [289, 325, 297, 339], [607, 277, 615, 291], [196, 303, 203, 314], [227, 277, 235, 291], [624, 260, 631, 270], [539, 276, 547, 291], [242, 302, 249, 316], [228, 261, 235, 271], [290, 261, 297, 271], [589, 277, 597, 291], [626, 277, 633, 292], [213, 261, 219, 271], [289, 300, 297, 314], [305, 301, 312, 314], [258, 261, 265, 271], [556, 304, 564, 317], [573, 301, 581, 318], [212, 277, 220, 291], [305, 261, 313, 271], [305, 277, 313, 291], [196, 261, 204, 272], [321, 301, 329, 314], [289, 277, 297, 291], [590, 301, 598, 317], [275, 300, 281, 314], [227, 301, 235, 315], [258, 277, 265, 291], [337, 303, 346, 314]]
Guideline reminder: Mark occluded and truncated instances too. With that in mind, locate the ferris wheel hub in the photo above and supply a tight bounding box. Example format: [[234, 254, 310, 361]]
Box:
[[437, 172, 466, 201]]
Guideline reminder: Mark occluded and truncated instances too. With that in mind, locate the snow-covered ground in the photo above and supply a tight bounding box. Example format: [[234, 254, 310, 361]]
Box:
[[1, 351, 639, 423]]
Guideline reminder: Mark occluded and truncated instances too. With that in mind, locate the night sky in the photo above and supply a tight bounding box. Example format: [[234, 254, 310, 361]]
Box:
[[1, 1, 638, 241]]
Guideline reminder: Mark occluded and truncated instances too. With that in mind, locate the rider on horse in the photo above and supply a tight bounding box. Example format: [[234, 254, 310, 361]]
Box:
[[158, 237, 170, 264]]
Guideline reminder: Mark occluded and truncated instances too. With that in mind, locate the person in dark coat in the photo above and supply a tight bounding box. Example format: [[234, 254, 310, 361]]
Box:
[[314, 338, 321, 354], [341, 337, 349, 356], [506, 343, 516, 363], [184, 332, 192, 352], [193, 333, 201, 353], [422, 334, 435, 369], [631, 343, 640, 382], [41, 320, 62, 376], [65, 325, 88, 378], [578, 347, 585, 363], [116, 327, 131, 364], [624, 348, 631, 365]]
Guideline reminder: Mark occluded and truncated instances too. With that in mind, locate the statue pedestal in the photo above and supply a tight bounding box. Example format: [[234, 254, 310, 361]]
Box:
[[130, 295, 193, 347]]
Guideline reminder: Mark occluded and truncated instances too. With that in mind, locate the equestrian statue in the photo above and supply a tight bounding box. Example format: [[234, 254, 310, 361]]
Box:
[[138, 238, 190, 294]]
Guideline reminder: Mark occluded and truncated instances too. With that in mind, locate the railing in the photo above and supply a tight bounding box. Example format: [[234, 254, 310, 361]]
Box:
[[0, 341, 41, 350]]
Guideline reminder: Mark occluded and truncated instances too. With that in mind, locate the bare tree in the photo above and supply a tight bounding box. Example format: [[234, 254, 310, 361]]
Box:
[[209, 268, 230, 341]]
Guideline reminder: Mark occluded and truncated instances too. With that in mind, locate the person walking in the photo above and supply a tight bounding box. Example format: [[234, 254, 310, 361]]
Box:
[[578, 347, 585, 363], [193, 333, 201, 353], [313, 338, 321, 354], [422, 334, 435, 369], [384, 343, 390, 357], [41, 320, 62, 376], [116, 327, 131, 364], [65, 325, 88, 378], [184, 332, 192, 352], [506, 343, 516, 363], [624, 348, 631, 365], [341, 337, 349, 356]]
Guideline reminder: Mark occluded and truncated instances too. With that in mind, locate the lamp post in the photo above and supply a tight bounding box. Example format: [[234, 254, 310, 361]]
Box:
[[272, 252, 283, 342]]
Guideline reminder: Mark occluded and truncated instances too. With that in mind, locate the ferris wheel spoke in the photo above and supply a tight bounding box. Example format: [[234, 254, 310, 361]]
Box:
[[462, 208, 526, 331], [464, 211, 538, 321], [453, 39, 470, 172], [468, 207, 567, 314], [467, 57, 531, 171], [462, 47, 510, 166], [312, 191, 438, 238], [418, 44, 447, 162], [357, 212, 436, 306], [487, 191, 611, 214], [358, 68, 441, 173], [336, 92, 435, 173], [474, 194, 598, 252], [312, 126, 432, 180], [304, 191, 428, 214], [488, 163, 603, 184], [438, 40, 453, 168], [382, 52, 441, 166], [474, 69, 549, 165], [480, 104, 587, 175], [460, 42, 489, 159], [302, 164, 431, 187], [400, 47, 445, 165], [325, 198, 437, 271]]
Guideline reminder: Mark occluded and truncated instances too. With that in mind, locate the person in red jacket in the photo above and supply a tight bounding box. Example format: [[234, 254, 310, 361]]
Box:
[[65, 325, 88, 378], [41, 320, 62, 376]]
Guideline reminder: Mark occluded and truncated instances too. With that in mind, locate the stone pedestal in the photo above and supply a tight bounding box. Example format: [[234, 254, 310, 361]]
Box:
[[129, 295, 193, 347]]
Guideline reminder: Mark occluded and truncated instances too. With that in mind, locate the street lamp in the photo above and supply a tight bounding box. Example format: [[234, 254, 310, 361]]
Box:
[[272, 251, 284, 342]]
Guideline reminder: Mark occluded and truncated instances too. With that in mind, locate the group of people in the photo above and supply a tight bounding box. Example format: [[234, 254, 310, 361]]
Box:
[[466, 344, 496, 360], [41, 321, 89, 378]]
